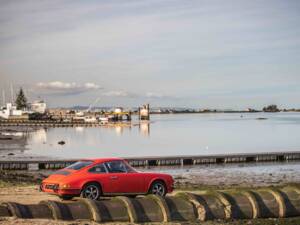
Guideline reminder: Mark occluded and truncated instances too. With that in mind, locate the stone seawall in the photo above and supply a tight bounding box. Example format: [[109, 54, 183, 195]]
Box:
[[0, 186, 300, 223]]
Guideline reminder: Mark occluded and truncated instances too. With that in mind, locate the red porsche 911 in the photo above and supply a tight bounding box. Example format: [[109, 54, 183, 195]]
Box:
[[41, 158, 174, 200]]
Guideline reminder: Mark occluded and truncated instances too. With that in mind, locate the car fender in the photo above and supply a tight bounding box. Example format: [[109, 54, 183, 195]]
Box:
[[80, 179, 103, 190], [147, 176, 168, 192]]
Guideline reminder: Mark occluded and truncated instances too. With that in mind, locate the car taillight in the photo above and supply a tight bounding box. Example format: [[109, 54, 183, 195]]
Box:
[[61, 184, 71, 189]]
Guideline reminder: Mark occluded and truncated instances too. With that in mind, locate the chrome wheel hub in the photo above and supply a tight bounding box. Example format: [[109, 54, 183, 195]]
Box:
[[83, 185, 99, 200], [152, 183, 165, 196]]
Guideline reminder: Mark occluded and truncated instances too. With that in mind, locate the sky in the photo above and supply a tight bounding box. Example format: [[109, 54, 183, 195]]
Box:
[[0, 0, 300, 109]]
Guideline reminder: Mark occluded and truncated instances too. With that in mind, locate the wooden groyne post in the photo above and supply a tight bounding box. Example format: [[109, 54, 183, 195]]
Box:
[[139, 104, 150, 120]]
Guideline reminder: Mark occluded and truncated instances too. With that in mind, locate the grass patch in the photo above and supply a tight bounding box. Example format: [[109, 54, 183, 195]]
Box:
[[0, 170, 44, 188]]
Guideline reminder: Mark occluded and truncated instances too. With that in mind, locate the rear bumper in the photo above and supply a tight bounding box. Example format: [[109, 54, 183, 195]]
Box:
[[40, 183, 81, 197]]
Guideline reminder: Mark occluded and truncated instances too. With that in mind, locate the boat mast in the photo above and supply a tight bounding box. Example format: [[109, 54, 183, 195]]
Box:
[[2, 90, 5, 106], [10, 84, 14, 103]]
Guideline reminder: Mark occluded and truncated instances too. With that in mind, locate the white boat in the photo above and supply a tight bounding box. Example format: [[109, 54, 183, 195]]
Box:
[[99, 117, 109, 122], [1, 132, 23, 137], [84, 116, 97, 123], [98, 115, 115, 122]]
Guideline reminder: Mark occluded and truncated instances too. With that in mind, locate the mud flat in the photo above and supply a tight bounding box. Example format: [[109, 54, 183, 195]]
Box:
[[141, 162, 300, 189]]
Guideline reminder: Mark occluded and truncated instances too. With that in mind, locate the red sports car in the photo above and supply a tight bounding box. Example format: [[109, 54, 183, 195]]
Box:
[[41, 158, 174, 200]]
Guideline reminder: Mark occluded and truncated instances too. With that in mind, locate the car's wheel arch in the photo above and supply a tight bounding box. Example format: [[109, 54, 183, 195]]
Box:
[[81, 181, 102, 193], [147, 178, 167, 193]]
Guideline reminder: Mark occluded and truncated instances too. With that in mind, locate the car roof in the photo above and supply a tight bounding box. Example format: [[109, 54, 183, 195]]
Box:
[[82, 157, 124, 164]]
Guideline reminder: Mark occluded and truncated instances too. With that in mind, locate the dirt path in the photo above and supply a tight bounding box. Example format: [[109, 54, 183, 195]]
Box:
[[0, 185, 58, 204]]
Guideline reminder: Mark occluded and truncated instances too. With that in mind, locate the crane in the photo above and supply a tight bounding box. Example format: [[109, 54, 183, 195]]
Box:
[[86, 97, 100, 112]]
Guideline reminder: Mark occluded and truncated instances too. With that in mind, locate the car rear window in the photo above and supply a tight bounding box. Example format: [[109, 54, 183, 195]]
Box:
[[65, 161, 93, 170], [53, 170, 71, 175], [88, 163, 107, 173]]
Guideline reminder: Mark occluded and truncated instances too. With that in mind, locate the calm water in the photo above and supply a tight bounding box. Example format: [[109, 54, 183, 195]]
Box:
[[13, 112, 300, 159]]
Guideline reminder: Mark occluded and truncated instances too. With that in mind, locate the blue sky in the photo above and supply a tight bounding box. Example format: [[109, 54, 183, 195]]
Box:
[[0, 0, 300, 109]]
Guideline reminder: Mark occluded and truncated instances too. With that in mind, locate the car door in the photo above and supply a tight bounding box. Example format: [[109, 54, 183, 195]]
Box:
[[105, 160, 144, 194], [87, 163, 111, 193]]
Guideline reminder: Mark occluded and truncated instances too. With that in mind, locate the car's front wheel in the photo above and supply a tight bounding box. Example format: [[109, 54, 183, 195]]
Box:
[[80, 183, 101, 200], [149, 181, 166, 197]]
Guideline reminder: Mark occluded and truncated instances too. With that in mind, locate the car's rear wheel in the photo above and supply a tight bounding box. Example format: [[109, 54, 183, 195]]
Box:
[[80, 182, 101, 200], [149, 181, 166, 197]]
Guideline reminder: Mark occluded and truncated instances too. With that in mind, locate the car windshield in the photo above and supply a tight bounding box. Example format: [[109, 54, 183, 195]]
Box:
[[65, 161, 93, 170], [124, 161, 137, 173]]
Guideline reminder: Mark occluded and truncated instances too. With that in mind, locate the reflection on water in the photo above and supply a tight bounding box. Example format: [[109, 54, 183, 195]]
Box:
[[28, 128, 47, 144], [115, 126, 123, 136], [0, 128, 32, 153], [2, 112, 300, 159], [139, 121, 150, 137], [75, 127, 85, 132]]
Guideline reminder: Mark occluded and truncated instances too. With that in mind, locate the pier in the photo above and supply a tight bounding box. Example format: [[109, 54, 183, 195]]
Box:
[[0, 119, 132, 127], [0, 151, 299, 171]]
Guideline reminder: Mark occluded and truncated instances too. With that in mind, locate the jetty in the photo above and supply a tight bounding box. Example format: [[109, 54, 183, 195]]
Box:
[[0, 151, 299, 171], [0, 119, 133, 127]]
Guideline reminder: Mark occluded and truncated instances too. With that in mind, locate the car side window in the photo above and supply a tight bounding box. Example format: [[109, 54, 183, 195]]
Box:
[[88, 163, 107, 173], [105, 161, 127, 173], [124, 161, 136, 173]]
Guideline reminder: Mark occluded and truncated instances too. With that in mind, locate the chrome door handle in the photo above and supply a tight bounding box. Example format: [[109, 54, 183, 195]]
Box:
[[110, 176, 118, 180]]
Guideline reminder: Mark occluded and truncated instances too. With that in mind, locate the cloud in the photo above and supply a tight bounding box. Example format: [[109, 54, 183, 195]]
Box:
[[102, 91, 128, 97], [1, 1, 300, 108], [146, 92, 165, 98], [101, 90, 138, 98], [100, 90, 180, 102], [145, 92, 179, 100], [35, 81, 101, 95]]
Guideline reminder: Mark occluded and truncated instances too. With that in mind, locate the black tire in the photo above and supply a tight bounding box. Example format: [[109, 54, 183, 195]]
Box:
[[80, 182, 101, 200], [149, 180, 166, 197], [59, 196, 73, 201]]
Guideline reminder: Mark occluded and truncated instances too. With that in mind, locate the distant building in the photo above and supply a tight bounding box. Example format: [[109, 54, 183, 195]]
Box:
[[30, 100, 47, 114], [114, 107, 123, 113], [139, 104, 150, 120], [0, 103, 28, 120]]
